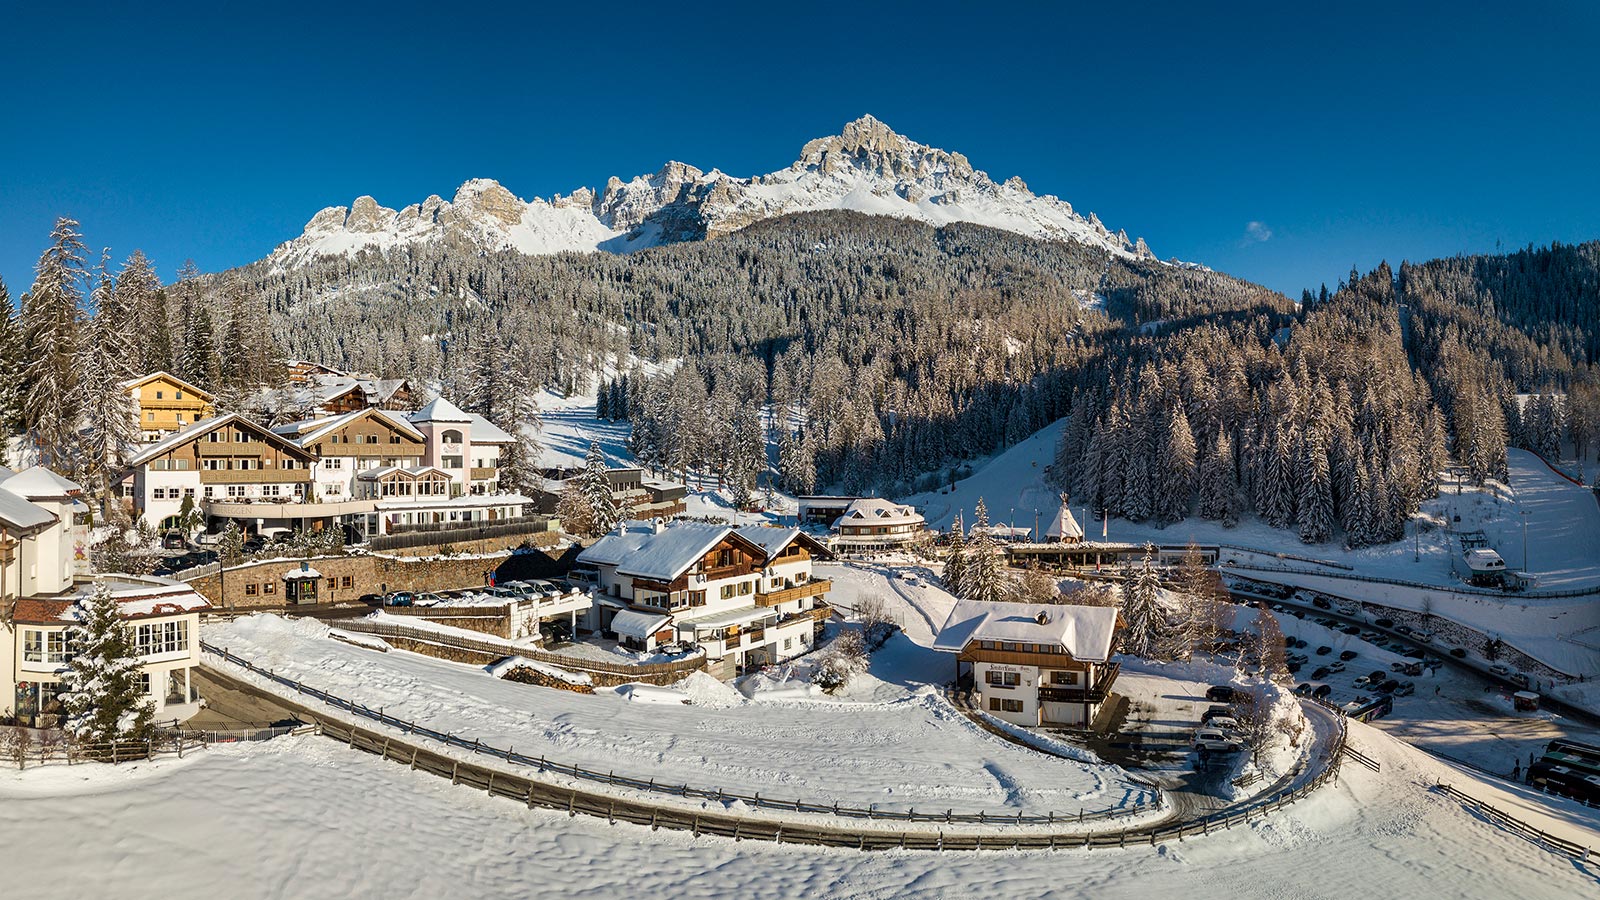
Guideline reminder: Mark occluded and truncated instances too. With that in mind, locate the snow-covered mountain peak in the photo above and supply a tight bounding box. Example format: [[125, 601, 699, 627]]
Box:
[[268, 116, 1163, 268]]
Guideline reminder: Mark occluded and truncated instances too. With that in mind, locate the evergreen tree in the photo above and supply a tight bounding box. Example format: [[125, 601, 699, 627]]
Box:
[[579, 441, 619, 534], [113, 250, 166, 374], [596, 380, 612, 420], [1296, 427, 1334, 544], [1196, 430, 1240, 526], [62, 581, 155, 744], [1118, 546, 1167, 660], [942, 512, 969, 598], [963, 498, 1007, 603], [0, 278, 24, 465], [21, 217, 88, 474], [1156, 404, 1196, 524]]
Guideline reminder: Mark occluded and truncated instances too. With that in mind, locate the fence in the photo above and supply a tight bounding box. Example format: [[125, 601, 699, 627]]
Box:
[[1224, 562, 1600, 601], [1434, 782, 1594, 861], [0, 729, 208, 769], [201, 642, 1160, 829], [327, 619, 706, 685]]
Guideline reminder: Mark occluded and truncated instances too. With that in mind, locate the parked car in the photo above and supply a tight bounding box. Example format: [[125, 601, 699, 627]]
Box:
[[1394, 681, 1416, 696], [1316, 645, 1332, 656], [1342, 625, 1362, 636], [1312, 684, 1333, 700], [1312, 666, 1332, 680], [1295, 683, 1313, 696], [1375, 618, 1395, 629], [1328, 661, 1346, 673], [162, 531, 188, 550], [1510, 673, 1532, 689], [1193, 728, 1244, 752], [1412, 632, 1433, 644], [1396, 624, 1413, 635], [1205, 685, 1236, 702], [1283, 634, 1296, 647], [1376, 679, 1401, 694], [1206, 716, 1241, 731], [1201, 705, 1235, 724], [1287, 661, 1303, 674], [1360, 631, 1381, 642], [1489, 663, 1512, 677], [414, 592, 445, 607], [541, 621, 573, 644], [241, 535, 267, 554], [357, 593, 385, 606], [1339, 650, 1359, 661], [1368, 670, 1388, 685], [384, 592, 416, 607], [1312, 597, 1332, 610], [1353, 675, 1371, 689], [1450, 647, 1467, 659]]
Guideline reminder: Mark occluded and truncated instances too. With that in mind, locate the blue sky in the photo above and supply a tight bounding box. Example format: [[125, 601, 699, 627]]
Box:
[[3, 1, 1598, 298]]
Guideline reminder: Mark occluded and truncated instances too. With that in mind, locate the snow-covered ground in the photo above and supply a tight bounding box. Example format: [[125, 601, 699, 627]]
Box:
[[205, 614, 1148, 819], [4, 721, 1595, 900]]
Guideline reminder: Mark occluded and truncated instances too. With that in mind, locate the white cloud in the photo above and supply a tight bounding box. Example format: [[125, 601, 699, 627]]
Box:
[[1241, 221, 1273, 245]]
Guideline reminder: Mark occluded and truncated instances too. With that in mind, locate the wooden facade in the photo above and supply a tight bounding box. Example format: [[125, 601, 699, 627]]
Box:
[[125, 372, 216, 439], [307, 409, 426, 460]]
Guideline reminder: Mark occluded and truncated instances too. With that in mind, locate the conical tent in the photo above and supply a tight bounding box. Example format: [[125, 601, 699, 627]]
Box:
[[1046, 494, 1083, 542]]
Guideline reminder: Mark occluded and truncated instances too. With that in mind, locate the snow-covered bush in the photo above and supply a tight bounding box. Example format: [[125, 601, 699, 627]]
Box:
[[814, 630, 869, 693]]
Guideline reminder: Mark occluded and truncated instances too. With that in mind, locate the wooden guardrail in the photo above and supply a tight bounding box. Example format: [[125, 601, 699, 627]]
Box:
[[1434, 782, 1594, 861]]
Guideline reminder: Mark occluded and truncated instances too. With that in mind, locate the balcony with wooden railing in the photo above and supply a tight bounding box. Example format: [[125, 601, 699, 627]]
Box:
[[754, 578, 832, 607], [1036, 662, 1121, 705]]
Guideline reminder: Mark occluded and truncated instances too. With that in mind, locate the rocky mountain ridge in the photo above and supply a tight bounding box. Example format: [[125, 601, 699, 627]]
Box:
[[270, 115, 1163, 267]]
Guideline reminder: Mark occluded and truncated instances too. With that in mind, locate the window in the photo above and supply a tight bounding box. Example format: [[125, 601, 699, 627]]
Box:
[[988, 697, 1001, 712], [442, 456, 463, 469], [739, 581, 752, 595], [152, 488, 166, 500], [341, 576, 353, 589], [204, 487, 215, 499], [717, 549, 733, 567], [442, 429, 463, 444], [155, 390, 164, 399], [721, 585, 734, 600], [175, 390, 184, 400], [264, 581, 276, 595], [137, 673, 152, 696], [1001, 699, 1024, 713], [1051, 671, 1080, 686], [326, 578, 337, 589], [985, 670, 1021, 687], [183, 488, 195, 498], [245, 583, 259, 596], [134, 620, 189, 656], [147, 411, 156, 422], [208, 432, 221, 443]]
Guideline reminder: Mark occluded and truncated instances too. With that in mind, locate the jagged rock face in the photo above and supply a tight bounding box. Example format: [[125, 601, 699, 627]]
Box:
[[268, 116, 1161, 267]]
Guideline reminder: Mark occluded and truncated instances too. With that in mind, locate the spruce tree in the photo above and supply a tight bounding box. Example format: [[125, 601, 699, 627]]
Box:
[[964, 498, 1007, 603], [1296, 428, 1334, 544], [0, 278, 24, 465], [22, 217, 88, 474], [1118, 546, 1167, 660], [579, 441, 619, 534], [62, 581, 155, 745], [1157, 405, 1196, 524], [942, 512, 969, 598]]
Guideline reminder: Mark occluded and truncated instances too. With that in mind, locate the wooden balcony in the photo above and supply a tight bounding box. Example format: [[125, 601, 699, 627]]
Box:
[[754, 578, 832, 607], [470, 467, 498, 481], [1036, 663, 1120, 705]]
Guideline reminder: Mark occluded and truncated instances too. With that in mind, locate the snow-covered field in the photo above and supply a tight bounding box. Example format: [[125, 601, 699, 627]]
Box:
[[4, 720, 1595, 900], [205, 614, 1148, 819]]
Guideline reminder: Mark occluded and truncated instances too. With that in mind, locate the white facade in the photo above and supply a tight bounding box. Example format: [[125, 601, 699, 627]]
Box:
[[831, 497, 926, 551]]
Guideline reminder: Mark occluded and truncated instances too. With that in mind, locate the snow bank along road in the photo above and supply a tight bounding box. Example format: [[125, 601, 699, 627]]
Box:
[[203, 615, 1156, 824], [6, 716, 1596, 900]]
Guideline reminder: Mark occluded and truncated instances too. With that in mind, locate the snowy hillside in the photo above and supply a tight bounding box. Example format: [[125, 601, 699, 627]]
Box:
[[269, 116, 1165, 268]]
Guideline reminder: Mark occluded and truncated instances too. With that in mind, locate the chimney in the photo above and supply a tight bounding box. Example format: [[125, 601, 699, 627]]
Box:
[[1036, 610, 1050, 626], [652, 517, 665, 534]]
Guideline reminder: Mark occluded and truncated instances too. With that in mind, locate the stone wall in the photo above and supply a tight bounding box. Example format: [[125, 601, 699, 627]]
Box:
[[381, 605, 512, 639]]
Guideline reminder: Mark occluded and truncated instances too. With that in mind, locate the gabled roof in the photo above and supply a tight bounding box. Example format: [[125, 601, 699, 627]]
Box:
[[465, 413, 514, 444], [932, 599, 1118, 663], [127, 414, 319, 468], [119, 371, 216, 402], [615, 522, 767, 583], [835, 497, 923, 528], [410, 396, 472, 424], [0, 465, 84, 501], [281, 407, 426, 447], [732, 525, 830, 564], [0, 490, 57, 533], [575, 521, 659, 567]]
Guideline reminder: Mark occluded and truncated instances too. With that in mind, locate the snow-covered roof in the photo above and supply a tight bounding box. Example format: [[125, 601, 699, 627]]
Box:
[[465, 413, 514, 444], [732, 525, 829, 563], [0, 489, 56, 532], [280, 407, 425, 446], [834, 497, 923, 528], [284, 567, 322, 580], [373, 492, 530, 511], [932, 599, 1117, 662], [676, 604, 775, 630], [1047, 502, 1084, 540], [411, 396, 472, 424], [575, 521, 660, 567], [0, 465, 83, 501], [611, 608, 670, 640], [127, 414, 316, 467], [120, 370, 216, 401], [615, 523, 736, 582]]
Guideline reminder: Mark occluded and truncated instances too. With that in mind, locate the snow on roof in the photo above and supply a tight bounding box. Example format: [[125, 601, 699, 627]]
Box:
[[284, 407, 425, 446], [732, 525, 828, 563], [932, 599, 1117, 662], [465, 413, 514, 444], [835, 497, 923, 528], [0, 465, 83, 500], [575, 521, 659, 567], [372, 492, 530, 511], [1047, 501, 1083, 540], [0, 488, 57, 531], [611, 608, 671, 640], [128, 414, 315, 467], [119, 370, 216, 401], [616, 522, 735, 582], [284, 567, 322, 580], [411, 396, 472, 423]]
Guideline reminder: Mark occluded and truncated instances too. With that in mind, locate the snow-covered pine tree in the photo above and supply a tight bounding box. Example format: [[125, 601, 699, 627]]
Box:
[[579, 441, 619, 534], [1157, 405, 1196, 524], [964, 498, 1007, 603], [727, 405, 765, 510], [1296, 427, 1334, 544], [81, 256, 141, 520], [1118, 546, 1167, 660], [596, 380, 611, 420], [62, 581, 155, 746], [172, 260, 219, 391], [1196, 430, 1239, 525], [21, 217, 88, 474], [776, 429, 817, 495], [942, 512, 969, 597], [112, 250, 166, 374], [0, 278, 24, 466]]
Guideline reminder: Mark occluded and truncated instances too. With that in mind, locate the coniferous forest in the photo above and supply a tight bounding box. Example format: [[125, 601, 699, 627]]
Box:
[[3, 212, 1598, 547]]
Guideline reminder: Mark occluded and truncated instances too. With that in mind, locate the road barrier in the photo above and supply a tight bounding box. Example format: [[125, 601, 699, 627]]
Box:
[[1434, 783, 1593, 861]]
